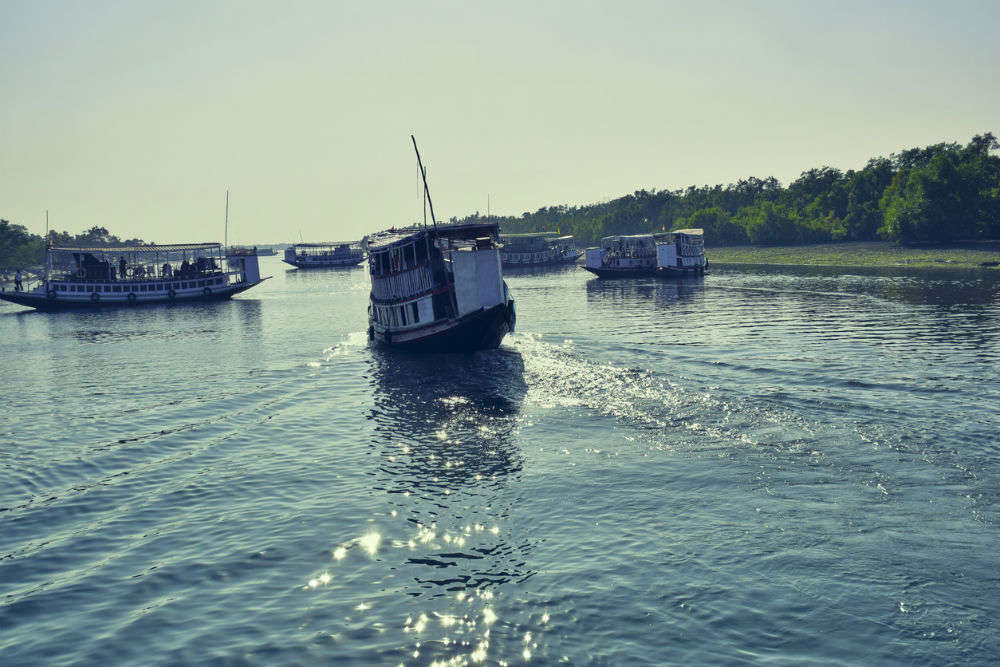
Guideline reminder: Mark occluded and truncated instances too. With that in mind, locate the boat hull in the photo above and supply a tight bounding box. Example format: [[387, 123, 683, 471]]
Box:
[[657, 266, 708, 278], [0, 281, 264, 312], [370, 301, 515, 353], [582, 265, 658, 278]]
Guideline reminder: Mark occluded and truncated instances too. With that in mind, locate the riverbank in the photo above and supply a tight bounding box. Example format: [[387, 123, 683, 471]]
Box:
[[707, 241, 1000, 269]]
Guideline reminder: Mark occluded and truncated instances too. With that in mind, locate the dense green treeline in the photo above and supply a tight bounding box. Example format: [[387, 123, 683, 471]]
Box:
[[0, 223, 147, 269], [457, 133, 1000, 246]]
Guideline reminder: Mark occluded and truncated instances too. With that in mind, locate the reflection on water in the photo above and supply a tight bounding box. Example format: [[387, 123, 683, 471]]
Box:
[[585, 275, 706, 308], [344, 349, 533, 664]]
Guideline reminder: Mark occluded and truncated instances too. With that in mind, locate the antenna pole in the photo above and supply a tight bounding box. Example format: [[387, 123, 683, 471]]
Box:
[[411, 135, 437, 230], [224, 190, 229, 248]]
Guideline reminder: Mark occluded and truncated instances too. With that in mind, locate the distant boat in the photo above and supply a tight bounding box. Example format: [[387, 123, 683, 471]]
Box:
[[500, 232, 582, 266], [228, 245, 276, 257], [656, 229, 708, 277], [583, 233, 670, 278], [0, 243, 267, 311], [366, 137, 515, 352], [283, 241, 366, 268]]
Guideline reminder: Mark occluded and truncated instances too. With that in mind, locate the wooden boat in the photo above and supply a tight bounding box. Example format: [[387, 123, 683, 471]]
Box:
[[500, 233, 582, 266], [656, 228, 708, 277], [583, 233, 670, 278], [283, 241, 366, 268], [0, 243, 267, 311], [366, 137, 515, 352]]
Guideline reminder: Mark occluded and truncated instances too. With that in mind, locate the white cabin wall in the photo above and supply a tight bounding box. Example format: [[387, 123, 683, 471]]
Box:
[[452, 249, 504, 316], [475, 249, 503, 309], [243, 255, 261, 283], [418, 295, 433, 323], [585, 248, 605, 268], [656, 244, 677, 268]]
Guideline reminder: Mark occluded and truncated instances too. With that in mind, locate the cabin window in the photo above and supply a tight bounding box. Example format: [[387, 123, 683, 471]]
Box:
[[411, 301, 419, 323], [415, 239, 428, 264], [398, 305, 407, 325], [215, 277, 223, 285], [104, 286, 111, 292], [87, 285, 94, 292], [404, 243, 416, 268]]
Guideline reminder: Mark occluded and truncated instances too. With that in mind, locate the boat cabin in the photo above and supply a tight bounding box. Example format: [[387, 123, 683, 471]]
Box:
[[366, 221, 515, 351], [656, 228, 707, 275]]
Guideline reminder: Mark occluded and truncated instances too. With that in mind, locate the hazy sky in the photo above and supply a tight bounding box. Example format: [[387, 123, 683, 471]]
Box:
[[2, 1, 998, 243]]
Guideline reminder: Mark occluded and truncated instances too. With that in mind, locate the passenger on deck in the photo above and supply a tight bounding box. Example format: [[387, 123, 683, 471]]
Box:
[[162, 263, 172, 278], [180, 259, 190, 277], [118, 257, 127, 279], [14, 270, 23, 291]]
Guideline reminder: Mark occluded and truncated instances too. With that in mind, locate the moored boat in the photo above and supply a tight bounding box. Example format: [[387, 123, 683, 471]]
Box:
[[583, 233, 669, 278], [0, 243, 267, 311], [500, 233, 581, 266], [283, 241, 366, 268], [656, 228, 708, 277], [366, 137, 515, 352]]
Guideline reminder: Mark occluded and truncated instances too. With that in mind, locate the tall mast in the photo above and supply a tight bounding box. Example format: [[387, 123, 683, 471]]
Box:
[[224, 190, 229, 248], [411, 135, 437, 230], [44, 210, 50, 283]]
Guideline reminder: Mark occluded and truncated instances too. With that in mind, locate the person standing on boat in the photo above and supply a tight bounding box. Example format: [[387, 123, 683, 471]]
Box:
[[14, 269, 23, 291], [118, 257, 127, 280]]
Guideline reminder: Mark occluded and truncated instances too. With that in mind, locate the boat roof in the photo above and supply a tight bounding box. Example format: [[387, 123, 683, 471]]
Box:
[[50, 242, 220, 254], [672, 228, 704, 236], [291, 241, 362, 248], [367, 221, 500, 251], [600, 233, 670, 242], [501, 232, 560, 239]]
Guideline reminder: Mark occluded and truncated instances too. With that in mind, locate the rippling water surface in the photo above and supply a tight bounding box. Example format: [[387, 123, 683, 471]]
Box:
[[2, 258, 999, 665]]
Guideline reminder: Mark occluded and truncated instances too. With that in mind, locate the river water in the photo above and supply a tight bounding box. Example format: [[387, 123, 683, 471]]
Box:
[[2, 257, 999, 666]]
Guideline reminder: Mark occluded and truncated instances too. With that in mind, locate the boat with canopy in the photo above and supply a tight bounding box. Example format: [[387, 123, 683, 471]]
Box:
[[283, 241, 366, 268], [500, 232, 581, 266], [656, 228, 708, 277], [0, 242, 267, 311], [583, 233, 670, 278], [366, 137, 515, 352]]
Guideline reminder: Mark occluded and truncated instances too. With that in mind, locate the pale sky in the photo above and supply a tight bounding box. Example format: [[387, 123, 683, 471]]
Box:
[[2, 0, 998, 244]]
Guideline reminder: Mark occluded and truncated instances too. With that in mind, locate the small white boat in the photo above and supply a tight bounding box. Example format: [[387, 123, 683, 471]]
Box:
[[656, 228, 708, 277], [283, 241, 366, 268], [583, 233, 670, 278], [0, 243, 267, 311], [500, 233, 581, 266], [366, 137, 515, 352]]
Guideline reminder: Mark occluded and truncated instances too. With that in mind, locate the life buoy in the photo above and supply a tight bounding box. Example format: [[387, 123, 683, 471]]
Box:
[[90, 291, 100, 302], [202, 287, 212, 297], [127, 292, 137, 304], [46, 289, 57, 300], [167, 289, 177, 300]]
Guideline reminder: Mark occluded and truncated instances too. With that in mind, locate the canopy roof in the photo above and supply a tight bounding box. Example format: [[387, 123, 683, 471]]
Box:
[[291, 241, 363, 248], [672, 228, 704, 236], [50, 242, 220, 255], [600, 233, 670, 243], [368, 221, 500, 251], [501, 232, 560, 239]]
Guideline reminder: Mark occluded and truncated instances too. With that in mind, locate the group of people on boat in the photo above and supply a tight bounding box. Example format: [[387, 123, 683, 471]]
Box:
[[71, 253, 219, 282]]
